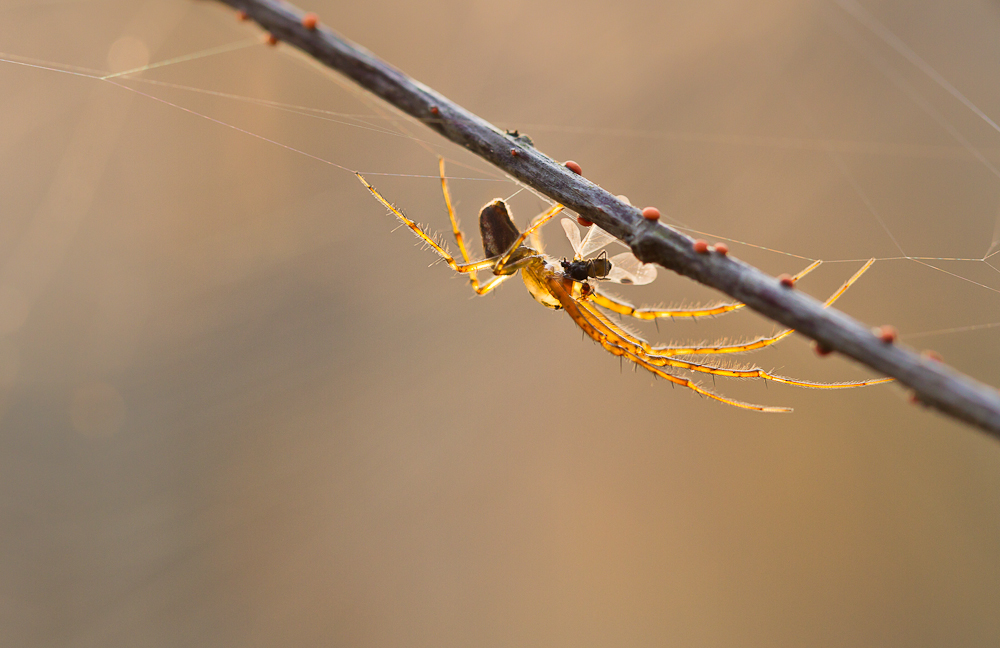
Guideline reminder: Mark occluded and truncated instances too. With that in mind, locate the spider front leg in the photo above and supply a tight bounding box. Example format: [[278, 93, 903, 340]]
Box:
[[545, 276, 791, 412], [573, 294, 892, 389], [584, 259, 875, 361], [632, 259, 876, 358], [572, 259, 890, 387], [588, 260, 822, 320]]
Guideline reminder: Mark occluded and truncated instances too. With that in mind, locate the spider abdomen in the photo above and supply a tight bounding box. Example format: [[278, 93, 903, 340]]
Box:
[[479, 199, 520, 258]]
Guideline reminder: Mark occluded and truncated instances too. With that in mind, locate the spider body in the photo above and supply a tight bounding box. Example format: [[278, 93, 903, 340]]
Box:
[[357, 160, 891, 412], [477, 197, 566, 309]]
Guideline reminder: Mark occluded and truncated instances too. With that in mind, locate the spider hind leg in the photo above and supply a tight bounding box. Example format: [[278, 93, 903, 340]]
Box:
[[358, 173, 493, 277]]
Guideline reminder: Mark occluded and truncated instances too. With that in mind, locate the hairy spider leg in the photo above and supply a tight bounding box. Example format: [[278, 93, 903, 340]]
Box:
[[364, 168, 888, 409], [437, 158, 563, 278], [545, 276, 791, 412], [633, 259, 877, 358], [572, 292, 892, 388], [358, 174, 507, 293], [437, 158, 482, 290], [588, 260, 822, 320], [359, 173, 557, 297], [469, 273, 517, 296]]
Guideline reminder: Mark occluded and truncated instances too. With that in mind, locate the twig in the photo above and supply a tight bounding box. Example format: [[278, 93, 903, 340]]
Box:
[[210, 0, 1000, 440]]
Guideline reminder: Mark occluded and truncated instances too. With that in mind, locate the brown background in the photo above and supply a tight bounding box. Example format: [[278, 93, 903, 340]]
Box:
[[2, 0, 1000, 646]]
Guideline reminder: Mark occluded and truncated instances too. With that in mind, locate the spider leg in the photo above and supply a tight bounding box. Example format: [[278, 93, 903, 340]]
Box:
[[438, 158, 491, 293], [438, 159, 474, 264], [492, 203, 565, 274], [573, 297, 892, 388], [589, 260, 821, 320], [362, 172, 520, 297], [640, 259, 876, 357], [358, 173, 495, 275], [545, 276, 791, 412], [472, 273, 514, 296]]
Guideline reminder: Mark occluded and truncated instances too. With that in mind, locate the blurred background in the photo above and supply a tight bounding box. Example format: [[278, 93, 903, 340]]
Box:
[[2, 0, 1000, 645]]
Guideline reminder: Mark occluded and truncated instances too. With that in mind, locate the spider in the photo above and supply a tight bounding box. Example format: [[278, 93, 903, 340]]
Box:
[[357, 160, 891, 412]]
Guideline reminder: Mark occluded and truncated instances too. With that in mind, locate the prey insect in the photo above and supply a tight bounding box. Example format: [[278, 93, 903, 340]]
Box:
[[560, 217, 657, 285], [357, 161, 891, 412]]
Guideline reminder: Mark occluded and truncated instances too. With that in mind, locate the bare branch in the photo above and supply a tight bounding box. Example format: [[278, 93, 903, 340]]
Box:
[[211, 0, 1000, 440]]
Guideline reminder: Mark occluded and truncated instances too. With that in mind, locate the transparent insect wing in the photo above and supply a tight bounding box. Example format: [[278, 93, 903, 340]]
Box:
[[561, 218, 656, 285], [560, 218, 584, 258], [578, 223, 617, 258], [561, 217, 618, 258], [607, 252, 657, 285]]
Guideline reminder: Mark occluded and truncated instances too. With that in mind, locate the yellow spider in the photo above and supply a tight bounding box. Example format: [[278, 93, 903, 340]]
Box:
[[357, 161, 891, 412]]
